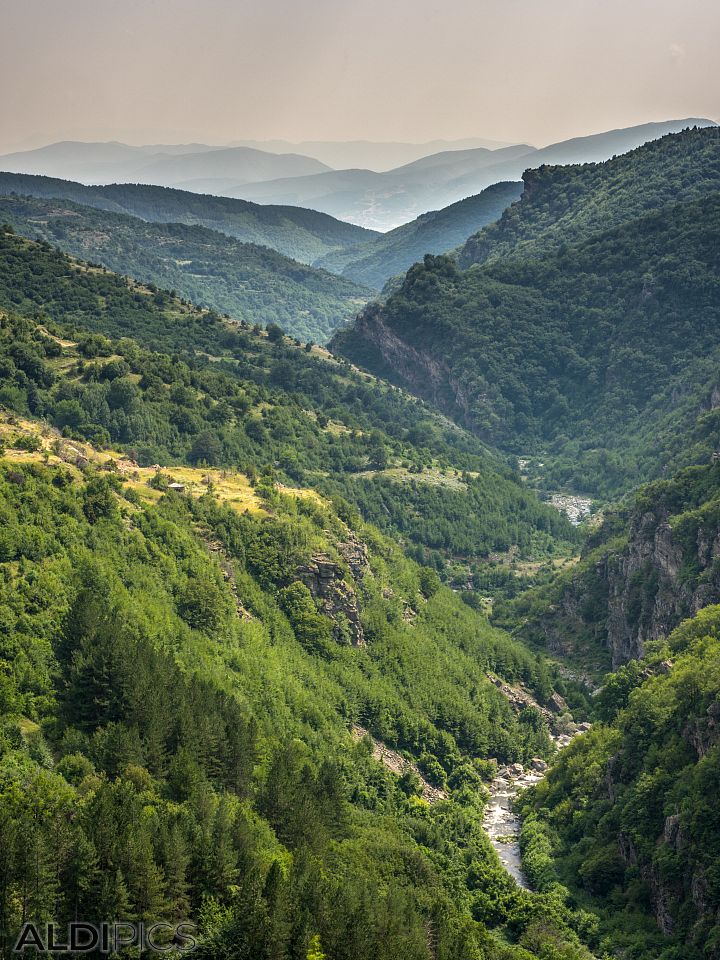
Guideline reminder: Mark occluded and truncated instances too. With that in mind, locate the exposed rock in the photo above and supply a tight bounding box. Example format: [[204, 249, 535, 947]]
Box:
[[350, 724, 447, 803], [487, 673, 548, 715], [296, 538, 370, 646], [683, 700, 720, 758], [547, 692, 568, 714], [663, 813, 685, 850], [336, 304, 478, 430], [535, 493, 720, 667]]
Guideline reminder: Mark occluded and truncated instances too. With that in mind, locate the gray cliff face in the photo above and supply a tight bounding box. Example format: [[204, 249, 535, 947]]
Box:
[[603, 511, 688, 667], [539, 500, 720, 668], [296, 535, 370, 646], [345, 307, 477, 429]]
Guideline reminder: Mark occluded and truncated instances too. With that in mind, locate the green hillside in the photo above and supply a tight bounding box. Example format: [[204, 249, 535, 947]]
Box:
[[0, 228, 576, 580], [333, 139, 720, 497], [496, 457, 720, 671], [518, 603, 720, 959], [458, 126, 720, 268], [0, 194, 371, 344], [0, 451, 593, 959], [0, 172, 378, 264], [316, 182, 523, 289], [0, 225, 599, 959]]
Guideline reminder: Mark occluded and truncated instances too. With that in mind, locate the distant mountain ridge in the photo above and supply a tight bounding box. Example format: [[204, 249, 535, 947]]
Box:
[[1, 120, 713, 231], [316, 181, 523, 289], [0, 172, 376, 264], [229, 137, 520, 171], [0, 140, 331, 189], [237, 119, 717, 228]]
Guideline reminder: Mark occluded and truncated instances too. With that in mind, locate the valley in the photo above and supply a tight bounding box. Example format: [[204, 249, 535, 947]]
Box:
[[1, 106, 720, 960]]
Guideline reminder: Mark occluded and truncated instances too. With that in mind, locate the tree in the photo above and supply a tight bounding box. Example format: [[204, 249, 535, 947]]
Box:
[[306, 934, 326, 960], [188, 431, 222, 466]]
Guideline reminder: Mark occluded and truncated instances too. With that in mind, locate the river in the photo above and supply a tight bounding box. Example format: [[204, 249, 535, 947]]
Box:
[[482, 762, 546, 888]]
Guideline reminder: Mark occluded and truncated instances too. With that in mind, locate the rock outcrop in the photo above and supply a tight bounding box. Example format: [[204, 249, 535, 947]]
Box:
[[333, 304, 478, 431], [296, 536, 370, 646], [531, 475, 720, 667]]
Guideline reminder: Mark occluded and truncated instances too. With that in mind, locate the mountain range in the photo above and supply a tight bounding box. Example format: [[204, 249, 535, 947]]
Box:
[[0, 141, 331, 191], [4, 111, 720, 960], [235, 119, 717, 228], [1, 119, 714, 230]]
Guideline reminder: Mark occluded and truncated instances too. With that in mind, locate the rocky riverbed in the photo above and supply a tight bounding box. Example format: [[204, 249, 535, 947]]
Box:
[[483, 759, 547, 888], [484, 726, 590, 887]]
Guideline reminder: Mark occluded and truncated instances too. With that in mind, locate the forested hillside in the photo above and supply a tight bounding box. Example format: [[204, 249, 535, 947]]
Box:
[[518, 604, 720, 960], [315, 182, 522, 289], [496, 457, 720, 670], [458, 125, 720, 267], [333, 128, 720, 497], [0, 195, 371, 344], [0, 228, 600, 959], [0, 228, 575, 580], [0, 172, 377, 263]]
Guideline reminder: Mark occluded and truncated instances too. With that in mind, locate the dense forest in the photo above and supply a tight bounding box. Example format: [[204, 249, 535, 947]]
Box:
[[4, 115, 720, 960], [333, 128, 720, 497], [458, 126, 720, 268], [518, 604, 720, 960], [0, 225, 599, 956], [0, 454, 597, 959]]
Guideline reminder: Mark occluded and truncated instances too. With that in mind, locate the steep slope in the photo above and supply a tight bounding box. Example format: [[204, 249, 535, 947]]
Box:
[[0, 229, 576, 575], [498, 458, 720, 670], [333, 129, 720, 496], [459, 125, 720, 267], [238, 119, 715, 229], [0, 140, 331, 187], [0, 172, 377, 264], [0, 228, 598, 959], [0, 194, 370, 343], [519, 604, 720, 959], [315, 181, 523, 289], [0, 444, 589, 959]]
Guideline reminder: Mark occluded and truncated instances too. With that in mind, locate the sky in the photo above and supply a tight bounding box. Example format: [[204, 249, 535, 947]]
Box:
[[1, 0, 718, 152]]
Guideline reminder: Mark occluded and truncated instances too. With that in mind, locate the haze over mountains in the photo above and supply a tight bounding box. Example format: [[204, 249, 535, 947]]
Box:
[[238, 119, 716, 229], [1, 119, 715, 230], [228, 137, 518, 171]]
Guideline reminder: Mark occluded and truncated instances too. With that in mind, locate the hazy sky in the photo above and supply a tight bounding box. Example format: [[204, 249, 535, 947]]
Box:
[[2, 0, 718, 151]]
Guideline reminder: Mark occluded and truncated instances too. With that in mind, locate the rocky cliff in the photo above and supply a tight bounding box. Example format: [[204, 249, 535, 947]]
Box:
[[331, 302, 477, 430], [296, 534, 370, 646], [519, 461, 720, 668]]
